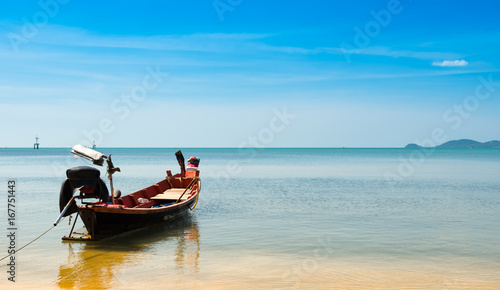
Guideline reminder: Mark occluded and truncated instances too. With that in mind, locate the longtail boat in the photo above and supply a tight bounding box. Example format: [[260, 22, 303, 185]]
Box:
[[54, 145, 201, 241]]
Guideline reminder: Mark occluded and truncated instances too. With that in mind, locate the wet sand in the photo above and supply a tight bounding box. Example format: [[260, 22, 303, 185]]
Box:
[[6, 246, 499, 289], [7, 257, 500, 290]]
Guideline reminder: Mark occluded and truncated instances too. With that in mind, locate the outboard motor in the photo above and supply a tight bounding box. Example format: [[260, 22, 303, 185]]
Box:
[[58, 166, 110, 218]]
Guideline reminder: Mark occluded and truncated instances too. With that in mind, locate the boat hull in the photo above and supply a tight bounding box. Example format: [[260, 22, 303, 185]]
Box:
[[71, 194, 197, 241]]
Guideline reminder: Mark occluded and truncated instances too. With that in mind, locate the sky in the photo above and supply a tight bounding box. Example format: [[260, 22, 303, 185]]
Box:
[[0, 0, 499, 148]]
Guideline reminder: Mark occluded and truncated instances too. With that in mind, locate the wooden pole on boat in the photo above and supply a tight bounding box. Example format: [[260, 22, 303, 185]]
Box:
[[166, 177, 174, 188], [105, 155, 120, 204], [109, 174, 115, 204], [175, 177, 198, 204], [175, 150, 186, 177], [67, 213, 79, 239]]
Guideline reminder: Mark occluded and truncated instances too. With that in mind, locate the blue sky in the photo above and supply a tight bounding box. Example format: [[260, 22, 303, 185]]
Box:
[[1, 0, 499, 147]]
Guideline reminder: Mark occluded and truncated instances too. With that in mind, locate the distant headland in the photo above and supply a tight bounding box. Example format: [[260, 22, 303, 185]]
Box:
[[405, 139, 500, 149]]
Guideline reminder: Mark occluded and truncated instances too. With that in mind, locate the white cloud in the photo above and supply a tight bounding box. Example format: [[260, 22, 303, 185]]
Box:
[[432, 59, 469, 67]]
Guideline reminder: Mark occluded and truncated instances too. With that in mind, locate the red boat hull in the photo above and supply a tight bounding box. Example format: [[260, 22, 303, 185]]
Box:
[[76, 194, 197, 240]]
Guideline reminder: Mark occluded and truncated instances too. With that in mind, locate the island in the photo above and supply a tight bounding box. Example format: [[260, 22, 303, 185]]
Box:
[[405, 139, 500, 148]]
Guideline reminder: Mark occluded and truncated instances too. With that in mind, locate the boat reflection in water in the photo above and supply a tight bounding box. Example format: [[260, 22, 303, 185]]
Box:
[[55, 213, 200, 289]]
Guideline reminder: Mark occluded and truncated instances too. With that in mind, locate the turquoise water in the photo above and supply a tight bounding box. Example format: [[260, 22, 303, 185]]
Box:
[[0, 148, 499, 289]]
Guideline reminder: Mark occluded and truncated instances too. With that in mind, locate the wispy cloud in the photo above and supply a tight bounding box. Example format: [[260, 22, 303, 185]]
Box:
[[339, 46, 463, 61], [2, 23, 465, 64], [432, 59, 469, 67], [258, 44, 465, 64], [23, 25, 272, 52]]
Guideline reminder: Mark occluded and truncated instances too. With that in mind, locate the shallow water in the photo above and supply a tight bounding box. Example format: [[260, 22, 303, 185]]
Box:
[[0, 148, 499, 289]]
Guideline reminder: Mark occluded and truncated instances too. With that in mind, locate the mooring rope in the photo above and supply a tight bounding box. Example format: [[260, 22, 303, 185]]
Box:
[[0, 217, 64, 264], [190, 179, 201, 210]]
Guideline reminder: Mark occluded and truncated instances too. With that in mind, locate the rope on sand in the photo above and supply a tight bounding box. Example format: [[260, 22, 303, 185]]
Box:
[[0, 218, 64, 265]]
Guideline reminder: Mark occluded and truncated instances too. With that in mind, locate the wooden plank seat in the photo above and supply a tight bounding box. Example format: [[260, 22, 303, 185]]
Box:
[[151, 188, 190, 201]]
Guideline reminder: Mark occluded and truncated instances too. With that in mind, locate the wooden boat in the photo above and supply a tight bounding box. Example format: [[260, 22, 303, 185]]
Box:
[[54, 145, 200, 241]]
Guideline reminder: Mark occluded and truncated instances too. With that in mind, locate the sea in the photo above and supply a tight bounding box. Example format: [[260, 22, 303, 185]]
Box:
[[0, 147, 499, 289]]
